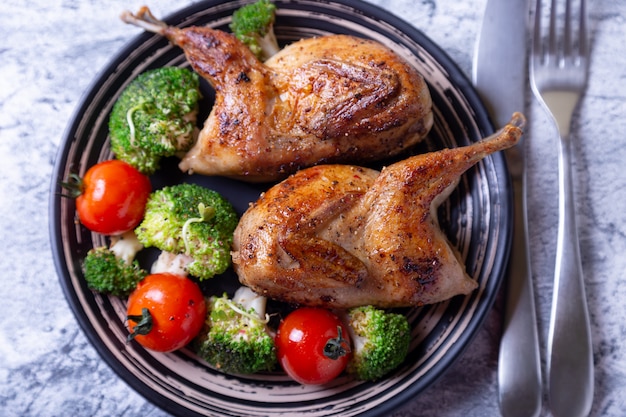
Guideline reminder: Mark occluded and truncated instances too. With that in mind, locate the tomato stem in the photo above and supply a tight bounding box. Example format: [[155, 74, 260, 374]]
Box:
[[127, 307, 153, 342], [59, 173, 84, 199], [323, 326, 351, 360]]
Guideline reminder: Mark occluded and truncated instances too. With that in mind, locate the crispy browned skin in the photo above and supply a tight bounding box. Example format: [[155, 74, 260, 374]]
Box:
[[121, 7, 433, 182], [232, 113, 526, 308]]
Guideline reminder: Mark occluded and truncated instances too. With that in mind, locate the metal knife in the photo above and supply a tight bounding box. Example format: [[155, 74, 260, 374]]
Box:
[[472, 1, 542, 416]]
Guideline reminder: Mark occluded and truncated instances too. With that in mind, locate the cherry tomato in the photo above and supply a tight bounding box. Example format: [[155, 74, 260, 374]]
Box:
[[70, 159, 151, 235], [126, 273, 206, 353], [276, 307, 351, 385]]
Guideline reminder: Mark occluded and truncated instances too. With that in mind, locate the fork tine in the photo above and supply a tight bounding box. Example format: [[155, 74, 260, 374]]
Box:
[[533, 0, 543, 61], [548, 0, 558, 60], [579, 0, 589, 60], [565, 0, 589, 61], [564, 0, 572, 57]]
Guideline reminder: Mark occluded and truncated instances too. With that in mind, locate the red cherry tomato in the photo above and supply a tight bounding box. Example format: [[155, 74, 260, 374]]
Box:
[[276, 308, 351, 385], [72, 159, 151, 235], [126, 273, 206, 353]]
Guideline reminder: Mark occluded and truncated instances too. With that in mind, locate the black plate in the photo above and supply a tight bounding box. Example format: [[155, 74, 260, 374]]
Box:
[[50, 1, 511, 416]]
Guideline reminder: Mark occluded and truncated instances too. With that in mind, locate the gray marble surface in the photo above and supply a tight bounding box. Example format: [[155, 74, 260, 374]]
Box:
[[1, 0, 625, 416]]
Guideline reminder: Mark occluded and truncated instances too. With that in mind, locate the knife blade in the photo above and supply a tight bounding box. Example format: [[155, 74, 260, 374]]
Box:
[[472, 1, 542, 416]]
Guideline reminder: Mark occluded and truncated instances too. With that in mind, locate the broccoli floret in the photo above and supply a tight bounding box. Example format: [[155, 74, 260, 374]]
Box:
[[230, 0, 280, 61], [134, 183, 238, 280], [195, 286, 277, 374], [82, 231, 146, 296], [344, 306, 411, 381], [108, 67, 201, 175]]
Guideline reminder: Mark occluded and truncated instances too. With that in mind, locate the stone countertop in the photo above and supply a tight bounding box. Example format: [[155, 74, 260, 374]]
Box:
[[1, 0, 624, 416]]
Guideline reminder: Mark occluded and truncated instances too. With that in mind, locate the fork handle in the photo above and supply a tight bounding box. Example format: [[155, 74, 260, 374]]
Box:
[[548, 132, 594, 417]]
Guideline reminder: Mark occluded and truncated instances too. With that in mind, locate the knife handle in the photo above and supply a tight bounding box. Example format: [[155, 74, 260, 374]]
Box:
[[498, 175, 542, 417]]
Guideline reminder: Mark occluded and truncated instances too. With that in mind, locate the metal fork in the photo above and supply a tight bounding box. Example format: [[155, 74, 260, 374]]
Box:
[[530, 0, 593, 416]]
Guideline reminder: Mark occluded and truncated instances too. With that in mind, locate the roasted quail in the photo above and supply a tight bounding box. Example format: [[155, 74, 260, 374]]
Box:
[[121, 7, 433, 182], [232, 113, 526, 308]]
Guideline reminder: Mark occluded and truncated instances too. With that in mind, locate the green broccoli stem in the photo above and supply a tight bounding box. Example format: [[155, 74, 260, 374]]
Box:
[[126, 102, 146, 147], [182, 203, 216, 254], [213, 297, 270, 324], [127, 307, 153, 342], [323, 326, 351, 360]]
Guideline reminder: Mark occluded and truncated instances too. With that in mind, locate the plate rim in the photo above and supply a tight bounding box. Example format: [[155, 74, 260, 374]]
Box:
[[49, 0, 511, 415]]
